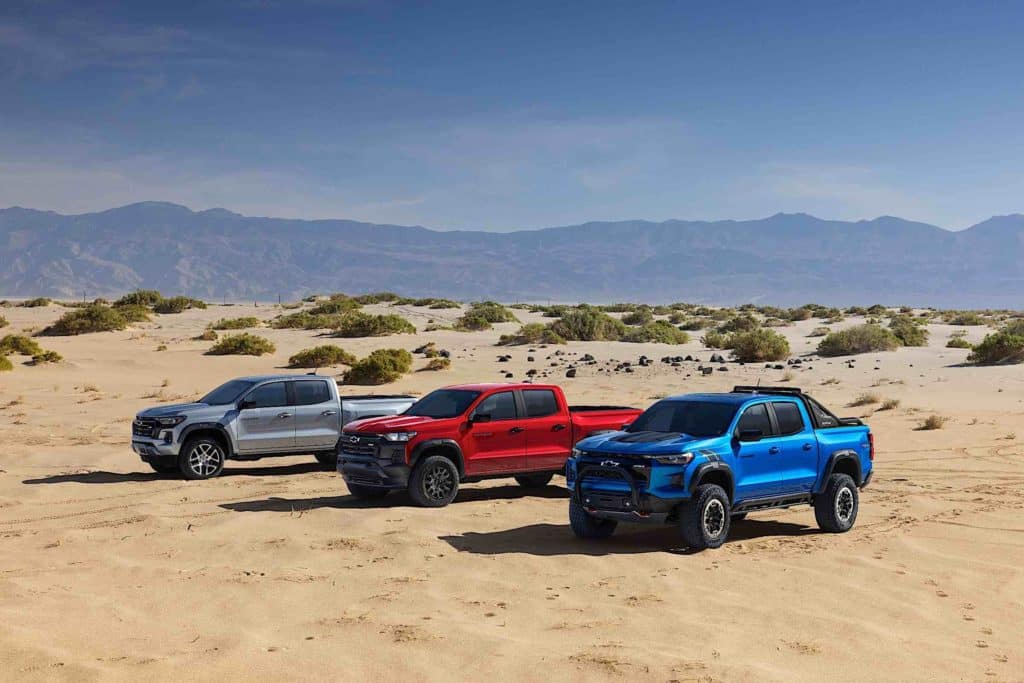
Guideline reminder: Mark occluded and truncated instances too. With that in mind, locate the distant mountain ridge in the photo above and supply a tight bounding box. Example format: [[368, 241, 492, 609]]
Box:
[[2, 202, 1023, 307]]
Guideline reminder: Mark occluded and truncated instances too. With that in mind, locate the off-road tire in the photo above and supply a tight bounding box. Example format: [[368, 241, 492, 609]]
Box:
[[346, 482, 390, 500], [514, 472, 554, 488], [178, 437, 226, 480], [679, 484, 731, 550], [568, 499, 617, 539], [147, 461, 179, 475], [814, 473, 859, 533], [408, 455, 460, 507], [314, 451, 338, 467]]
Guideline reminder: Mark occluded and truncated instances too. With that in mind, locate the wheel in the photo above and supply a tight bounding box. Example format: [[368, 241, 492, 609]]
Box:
[[514, 472, 554, 488], [408, 455, 460, 507], [678, 484, 731, 550], [568, 499, 617, 539], [147, 461, 179, 475], [315, 451, 338, 467], [177, 437, 226, 480], [814, 473, 859, 533], [346, 482, 390, 500], [730, 512, 747, 522]]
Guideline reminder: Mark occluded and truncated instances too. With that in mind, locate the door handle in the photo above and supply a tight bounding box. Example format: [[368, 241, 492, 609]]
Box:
[[768, 446, 780, 454], [552, 424, 566, 431], [802, 443, 813, 451], [277, 412, 292, 419], [321, 410, 338, 416], [509, 426, 525, 434]]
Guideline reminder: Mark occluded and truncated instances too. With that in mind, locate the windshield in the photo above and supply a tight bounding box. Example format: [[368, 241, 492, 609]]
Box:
[[404, 389, 481, 419], [201, 379, 257, 405], [626, 400, 738, 438]]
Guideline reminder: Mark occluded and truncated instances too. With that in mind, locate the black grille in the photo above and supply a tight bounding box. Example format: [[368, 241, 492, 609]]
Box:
[[132, 418, 160, 438], [339, 433, 380, 458]]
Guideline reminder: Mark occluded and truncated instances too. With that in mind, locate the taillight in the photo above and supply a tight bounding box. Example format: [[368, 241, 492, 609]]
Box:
[[868, 432, 875, 461]]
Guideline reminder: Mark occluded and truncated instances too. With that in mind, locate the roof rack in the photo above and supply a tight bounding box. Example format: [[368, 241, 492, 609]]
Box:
[[731, 385, 804, 396]]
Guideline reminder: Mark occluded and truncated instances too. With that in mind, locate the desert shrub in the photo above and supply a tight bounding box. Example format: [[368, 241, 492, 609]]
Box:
[[700, 330, 731, 349], [497, 323, 566, 345], [288, 345, 357, 368], [41, 304, 128, 336], [621, 307, 655, 326], [678, 318, 707, 331], [114, 289, 163, 307], [19, 297, 52, 308], [787, 307, 814, 321], [888, 315, 929, 346], [333, 312, 416, 337], [206, 333, 275, 356], [343, 348, 413, 385], [421, 357, 451, 371], [600, 303, 640, 313], [845, 306, 867, 316], [879, 398, 900, 410], [115, 304, 152, 323], [728, 328, 790, 362], [541, 304, 570, 318], [353, 291, 400, 305], [30, 350, 62, 364], [968, 329, 1024, 364], [456, 302, 518, 329], [946, 331, 972, 349], [272, 312, 347, 329], [849, 392, 880, 407], [153, 296, 206, 314], [944, 311, 985, 326], [549, 305, 627, 341], [212, 317, 260, 330], [808, 326, 830, 337], [309, 298, 361, 315], [195, 329, 218, 341], [716, 315, 759, 334], [1, 334, 44, 356], [0, 356, 11, 371], [918, 414, 947, 430], [622, 321, 690, 344], [817, 324, 900, 356], [0, 315, 7, 328]]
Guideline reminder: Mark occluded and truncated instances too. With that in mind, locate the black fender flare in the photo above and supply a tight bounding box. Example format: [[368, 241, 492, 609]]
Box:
[[409, 439, 465, 476], [688, 460, 735, 502], [179, 422, 234, 457], [814, 449, 862, 493]]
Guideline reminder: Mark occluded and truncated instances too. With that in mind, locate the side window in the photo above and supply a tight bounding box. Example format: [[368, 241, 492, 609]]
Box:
[[245, 382, 288, 408], [737, 403, 772, 436], [523, 390, 558, 418], [475, 391, 517, 420], [807, 397, 839, 428], [293, 380, 331, 406], [773, 402, 806, 435]]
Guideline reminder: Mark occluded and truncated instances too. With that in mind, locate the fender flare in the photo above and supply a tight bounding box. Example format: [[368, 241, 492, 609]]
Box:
[[814, 449, 862, 493], [409, 439, 465, 476], [179, 422, 235, 456], [687, 460, 735, 501]]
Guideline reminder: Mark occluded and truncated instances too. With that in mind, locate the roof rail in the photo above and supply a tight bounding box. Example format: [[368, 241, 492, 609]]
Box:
[[731, 385, 804, 396]]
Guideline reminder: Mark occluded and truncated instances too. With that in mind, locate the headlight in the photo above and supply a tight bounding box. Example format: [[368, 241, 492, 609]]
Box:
[[571, 447, 588, 457], [155, 416, 186, 427], [382, 432, 417, 442], [653, 452, 694, 465]]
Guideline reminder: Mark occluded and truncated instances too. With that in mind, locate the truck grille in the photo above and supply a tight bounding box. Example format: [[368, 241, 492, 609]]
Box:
[[132, 418, 160, 438], [339, 433, 380, 458]]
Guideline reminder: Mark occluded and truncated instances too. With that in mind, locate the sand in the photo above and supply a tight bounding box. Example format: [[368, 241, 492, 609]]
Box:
[[1, 301, 1022, 682]]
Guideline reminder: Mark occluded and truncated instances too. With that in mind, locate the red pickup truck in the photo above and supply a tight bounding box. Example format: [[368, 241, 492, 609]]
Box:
[[337, 383, 641, 507]]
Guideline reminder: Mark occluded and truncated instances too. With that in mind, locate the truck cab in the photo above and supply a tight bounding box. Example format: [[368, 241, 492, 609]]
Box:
[[566, 386, 873, 550]]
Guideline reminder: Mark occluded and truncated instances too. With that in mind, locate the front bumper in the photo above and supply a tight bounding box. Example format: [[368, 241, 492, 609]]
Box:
[[570, 461, 688, 522], [132, 438, 179, 465], [338, 455, 410, 489]]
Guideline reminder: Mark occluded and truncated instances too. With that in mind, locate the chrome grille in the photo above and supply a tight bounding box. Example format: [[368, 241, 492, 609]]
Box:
[[132, 418, 160, 438]]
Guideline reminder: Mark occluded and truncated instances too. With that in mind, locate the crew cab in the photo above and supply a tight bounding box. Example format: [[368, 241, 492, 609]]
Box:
[[566, 386, 873, 550], [337, 383, 641, 506], [131, 374, 414, 479]]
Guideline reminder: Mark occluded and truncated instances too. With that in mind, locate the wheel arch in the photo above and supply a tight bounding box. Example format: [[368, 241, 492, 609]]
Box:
[[814, 449, 862, 493], [410, 439, 465, 476], [688, 462, 735, 503], [180, 423, 233, 457]]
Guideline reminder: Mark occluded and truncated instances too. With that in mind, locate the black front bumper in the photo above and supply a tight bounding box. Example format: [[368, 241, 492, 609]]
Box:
[[572, 463, 684, 522], [338, 455, 410, 489]]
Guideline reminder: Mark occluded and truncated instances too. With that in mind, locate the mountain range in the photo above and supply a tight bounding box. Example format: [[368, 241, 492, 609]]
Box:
[[2, 202, 1023, 307]]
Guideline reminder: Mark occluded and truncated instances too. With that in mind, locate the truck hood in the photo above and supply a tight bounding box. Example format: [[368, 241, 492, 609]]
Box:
[[576, 430, 726, 456], [137, 402, 211, 418], [345, 414, 460, 434]]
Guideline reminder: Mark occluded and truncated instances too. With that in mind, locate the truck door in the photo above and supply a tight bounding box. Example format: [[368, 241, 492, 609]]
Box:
[[291, 379, 339, 450], [520, 388, 573, 471], [732, 402, 781, 500], [236, 381, 295, 452], [463, 390, 526, 475], [769, 400, 818, 493]]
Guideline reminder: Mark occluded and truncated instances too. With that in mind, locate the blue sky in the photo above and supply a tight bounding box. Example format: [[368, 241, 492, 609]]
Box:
[[1, 0, 1022, 230]]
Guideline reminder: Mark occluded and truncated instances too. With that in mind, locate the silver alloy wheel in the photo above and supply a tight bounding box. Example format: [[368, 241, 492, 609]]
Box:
[[424, 464, 454, 501], [835, 486, 854, 523], [703, 498, 726, 538], [188, 442, 223, 477]]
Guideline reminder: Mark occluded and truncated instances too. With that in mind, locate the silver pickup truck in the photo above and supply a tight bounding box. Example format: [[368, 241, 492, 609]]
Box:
[[131, 374, 415, 479]]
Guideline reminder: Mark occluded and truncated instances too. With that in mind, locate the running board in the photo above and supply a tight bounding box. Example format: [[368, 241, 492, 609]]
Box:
[[733, 493, 813, 513]]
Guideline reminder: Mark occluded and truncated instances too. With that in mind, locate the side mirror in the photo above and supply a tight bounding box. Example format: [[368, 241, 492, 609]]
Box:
[[738, 428, 764, 442], [239, 398, 256, 410], [470, 412, 492, 424]]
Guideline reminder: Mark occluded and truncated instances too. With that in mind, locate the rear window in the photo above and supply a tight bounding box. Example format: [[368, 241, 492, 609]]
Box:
[[523, 389, 559, 418], [626, 400, 737, 438], [293, 380, 331, 406], [773, 401, 806, 435]]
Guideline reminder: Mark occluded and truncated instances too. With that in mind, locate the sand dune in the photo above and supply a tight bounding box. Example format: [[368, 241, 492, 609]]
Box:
[[1, 302, 1022, 681]]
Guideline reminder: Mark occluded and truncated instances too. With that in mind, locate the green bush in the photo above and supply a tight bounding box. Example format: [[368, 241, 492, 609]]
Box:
[[0, 315, 7, 328], [677, 318, 706, 331], [272, 311, 348, 329], [114, 290, 163, 308], [353, 291, 401, 305], [343, 348, 413, 385], [946, 336, 972, 349], [817, 324, 901, 356], [621, 307, 655, 326], [888, 315, 929, 346], [206, 333, 276, 356], [19, 297, 52, 308], [728, 328, 790, 362], [455, 301, 518, 330], [288, 345, 358, 368], [153, 296, 206, 314], [42, 304, 129, 336], [30, 350, 62, 364], [700, 330, 731, 349], [716, 315, 759, 334], [622, 321, 690, 344], [0, 355, 11, 371], [497, 323, 567, 346], [969, 329, 1024, 364], [332, 312, 416, 337], [808, 326, 830, 337], [309, 298, 362, 315], [1, 334, 43, 356], [212, 317, 260, 330], [195, 329, 218, 341], [549, 305, 627, 341], [944, 312, 985, 326], [421, 357, 451, 371], [115, 304, 152, 323]]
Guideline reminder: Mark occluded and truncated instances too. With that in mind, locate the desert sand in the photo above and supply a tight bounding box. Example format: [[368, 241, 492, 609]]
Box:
[[1, 301, 1022, 682]]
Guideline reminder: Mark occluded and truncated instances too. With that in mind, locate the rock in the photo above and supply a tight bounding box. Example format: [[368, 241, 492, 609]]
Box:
[[717, 366, 729, 372], [565, 368, 577, 378], [581, 354, 595, 362], [439, 349, 450, 358], [527, 356, 535, 362], [701, 367, 714, 376], [504, 372, 514, 379]]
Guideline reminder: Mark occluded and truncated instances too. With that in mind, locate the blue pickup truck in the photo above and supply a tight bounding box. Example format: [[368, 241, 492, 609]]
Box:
[[565, 386, 873, 550]]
